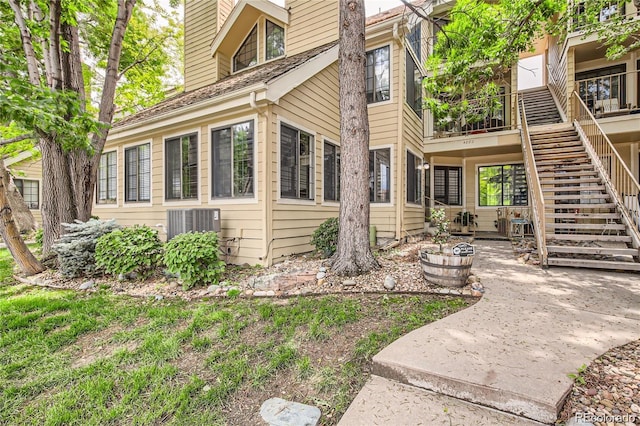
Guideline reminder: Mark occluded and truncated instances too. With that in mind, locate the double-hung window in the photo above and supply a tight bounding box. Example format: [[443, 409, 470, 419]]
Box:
[[124, 143, 151, 203], [14, 179, 39, 209], [478, 164, 527, 206], [370, 148, 391, 203], [211, 121, 254, 199], [406, 151, 422, 205], [165, 134, 198, 200], [434, 165, 461, 205], [366, 46, 390, 103], [323, 141, 340, 202], [280, 124, 314, 200], [97, 151, 117, 204], [234, 25, 258, 72]]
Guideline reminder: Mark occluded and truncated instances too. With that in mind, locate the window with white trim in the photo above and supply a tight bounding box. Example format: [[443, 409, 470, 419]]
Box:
[[280, 124, 314, 200], [234, 25, 258, 72], [323, 141, 340, 202], [407, 151, 422, 205], [211, 121, 254, 199], [125, 143, 151, 203], [265, 20, 284, 61], [14, 179, 39, 209], [370, 148, 391, 203], [97, 151, 117, 204], [165, 134, 198, 200], [478, 164, 527, 206], [366, 46, 390, 104]]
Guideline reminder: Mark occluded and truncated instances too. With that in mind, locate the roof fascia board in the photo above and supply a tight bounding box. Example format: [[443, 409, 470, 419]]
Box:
[[211, 0, 289, 56], [264, 45, 339, 102], [109, 84, 267, 140]]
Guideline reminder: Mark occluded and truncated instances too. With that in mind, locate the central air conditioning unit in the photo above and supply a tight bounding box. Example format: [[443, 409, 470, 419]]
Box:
[[166, 208, 221, 240]]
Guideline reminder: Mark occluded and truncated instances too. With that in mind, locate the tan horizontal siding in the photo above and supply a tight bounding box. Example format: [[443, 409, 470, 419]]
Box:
[[286, 0, 338, 56], [10, 157, 43, 227]]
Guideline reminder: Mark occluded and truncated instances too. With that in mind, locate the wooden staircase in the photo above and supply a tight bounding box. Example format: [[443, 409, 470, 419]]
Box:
[[520, 87, 563, 126], [529, 125, 640, 271]]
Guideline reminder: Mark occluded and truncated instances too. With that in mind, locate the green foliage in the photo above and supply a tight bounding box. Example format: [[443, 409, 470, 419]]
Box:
[[311, 217, 339, 256], [568, 363, 588, 385], [164, 232, 225, 290], [34, 228, 43, 247], [430, 208, 450, 250], [95, 226, 164, 280], [52, 219, 120, 278]]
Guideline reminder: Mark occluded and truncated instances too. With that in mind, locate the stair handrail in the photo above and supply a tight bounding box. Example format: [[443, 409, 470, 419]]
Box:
[[518, 96, 548, 266], [571, 91, 640, 250], [546, 35, 568, 119]]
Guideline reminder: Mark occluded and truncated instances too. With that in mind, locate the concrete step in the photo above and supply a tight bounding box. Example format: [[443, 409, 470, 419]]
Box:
[[547, 257, 640, 271], [547, 233, 632, 242], [546, 245, 637, 256], [338, 375, 543, 426]]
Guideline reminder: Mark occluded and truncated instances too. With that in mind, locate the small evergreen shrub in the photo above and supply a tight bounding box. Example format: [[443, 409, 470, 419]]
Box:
[[95, 226, 164, 280], [164, 232, 225, 290], [53, 219, 120, 278], [311, 217, 339, 257]]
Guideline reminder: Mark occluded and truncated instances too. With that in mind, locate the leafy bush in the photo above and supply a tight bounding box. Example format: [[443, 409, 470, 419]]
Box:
[[311, 217, 339, 257], [34, 228, 43, 247], [95, 226, 164, 280], [53, 219, 120, 278], [164, 232, 225, 290]]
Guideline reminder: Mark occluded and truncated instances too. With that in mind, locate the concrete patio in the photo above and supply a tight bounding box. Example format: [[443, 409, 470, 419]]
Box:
[[339, 240, 640, 425]]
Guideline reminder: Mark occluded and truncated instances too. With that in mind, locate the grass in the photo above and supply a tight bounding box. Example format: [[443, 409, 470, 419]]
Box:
[[0, 250, 471, 425]]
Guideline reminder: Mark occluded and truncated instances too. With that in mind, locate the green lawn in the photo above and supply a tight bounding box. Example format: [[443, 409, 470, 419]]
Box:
[[0, 252, 470, 425]]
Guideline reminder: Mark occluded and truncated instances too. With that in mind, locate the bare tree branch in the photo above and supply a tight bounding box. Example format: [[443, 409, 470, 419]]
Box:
[[117, 42, 161, 80], [0, 134, 36, 146]]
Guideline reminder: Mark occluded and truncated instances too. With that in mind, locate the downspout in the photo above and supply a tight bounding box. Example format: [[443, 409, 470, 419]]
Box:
[[394, 22, 404, 242], [249, 91, 272, 265]]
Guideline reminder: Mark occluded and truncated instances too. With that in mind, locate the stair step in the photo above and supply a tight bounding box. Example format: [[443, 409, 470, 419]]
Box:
[[533, 146, 585, 155], [545, 194, 610, 200], [535, 153, 588, 161], [530, 133, 578, 142], [536, 158, 591, 166], [546, 245, 638, 256], [546, 222, 626, 231], [540, 178, 601, 185], [547, 257, 640, 271], [537, 164, 596, 172], [542, 185, 606, 193], [548, 234, 632, 242], [538, 170, 599, 178], [546, 213, 620, 219], [548, 203, 616, 209]]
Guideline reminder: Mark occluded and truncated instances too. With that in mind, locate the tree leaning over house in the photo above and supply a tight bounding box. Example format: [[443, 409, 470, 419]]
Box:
[[2, 0, 179, 255], [331, 0, 380, 276]]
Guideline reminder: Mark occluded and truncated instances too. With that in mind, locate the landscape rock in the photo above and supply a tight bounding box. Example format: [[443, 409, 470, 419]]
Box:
[[566, 416, 594, 426], [317, 278, 325, 286], [79, 280, 95, 290], [259, 397, 321, 426], [207, 285, 220, 294], [154, 295, 163, 301], [318, 266, 327, 273], [383, 275, 396, 290], [342, 279, 356, 287], [316, 271, 326, 280]]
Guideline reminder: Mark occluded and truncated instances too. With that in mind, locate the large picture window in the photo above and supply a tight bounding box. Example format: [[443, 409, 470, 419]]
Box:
[[406, 49, 422, 117], [280, 124, 314, 200], [165, 134, 198, 200], [125, 143, 151, 203], [266, 20, 285, 61], [234, 25, 258, 72], [14, 179, 39, 209], [97, 151, 117, 204], [324, 141, 340, 202], [478, 164, 527, 206], [211, 121, 254, 199], [434, 165, 461, 206], [370, 148, 391, 203], [407, 151, 422, 205], [366, 46, 390, 104]]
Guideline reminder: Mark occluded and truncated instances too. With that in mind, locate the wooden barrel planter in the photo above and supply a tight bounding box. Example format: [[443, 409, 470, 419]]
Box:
[[419, 250, 474, 288]]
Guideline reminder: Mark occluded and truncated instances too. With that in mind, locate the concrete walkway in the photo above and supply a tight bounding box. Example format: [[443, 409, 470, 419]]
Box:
[[339, 240, 640, 425]]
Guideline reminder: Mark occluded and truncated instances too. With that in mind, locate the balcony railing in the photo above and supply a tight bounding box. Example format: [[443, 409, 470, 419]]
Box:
[[575, 69, 640, 118], [569, 1, 638, 32], [430, 91, 516, 139]]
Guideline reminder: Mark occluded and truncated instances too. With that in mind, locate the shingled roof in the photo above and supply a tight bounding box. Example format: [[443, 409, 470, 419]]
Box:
[[113, 41, 337, 129], [365, 0, 425, 26]]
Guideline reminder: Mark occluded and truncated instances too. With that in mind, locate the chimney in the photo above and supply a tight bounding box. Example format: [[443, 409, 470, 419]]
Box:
[[184, 0, 234, 92]]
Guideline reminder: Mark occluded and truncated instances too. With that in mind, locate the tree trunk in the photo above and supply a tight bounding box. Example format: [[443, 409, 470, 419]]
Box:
[[331, 0, 379, 276], [0, 159, 43, 276], [6, 180, 36, 232]]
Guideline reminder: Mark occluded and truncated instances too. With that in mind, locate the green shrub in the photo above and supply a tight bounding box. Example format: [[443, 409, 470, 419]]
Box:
[[311, 217, 339, 257], [34, 228, 43, 247], [164, 232, 225, 290], [53, 219, 120, 278], [95, 226, 164, 280]]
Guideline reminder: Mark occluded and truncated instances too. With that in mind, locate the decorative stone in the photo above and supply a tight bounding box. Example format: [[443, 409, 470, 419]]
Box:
[[245, 290, 254, 296], [317, 278, 325, 286], [383, 275, 396, 290], [318, 266, 327, 273], [259, 397, 321, 426], [471, 289, 483, 297], [316, 271, 326, 280], [342, 279, 356, 287], [466, 275, 479, 284], [207, 284, 220, 293], [117, 273, 126, 281], [154, 295, 163, 301], [202, 385, 211, 392], [79, 280, 95, 290], [586, 388, 598, 396], [631, 403, 640, 413], [566, 416, 595, 426]]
